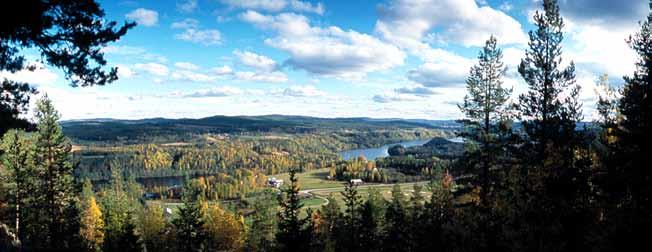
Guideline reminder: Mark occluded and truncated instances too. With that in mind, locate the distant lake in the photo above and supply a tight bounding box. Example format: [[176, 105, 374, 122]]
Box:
[[338, 139, 432, 161]]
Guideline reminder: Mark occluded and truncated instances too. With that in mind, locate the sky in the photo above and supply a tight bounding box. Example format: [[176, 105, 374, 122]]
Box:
[[1, 0, 648, 120]]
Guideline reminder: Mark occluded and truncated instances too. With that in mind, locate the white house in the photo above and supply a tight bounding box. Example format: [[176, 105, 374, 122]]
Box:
[[350, 179, 364, 185], [268, 177, 284, 188]]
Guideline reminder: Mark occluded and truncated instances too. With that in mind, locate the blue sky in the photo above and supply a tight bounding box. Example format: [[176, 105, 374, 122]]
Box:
[[1, 0, 648, 120]]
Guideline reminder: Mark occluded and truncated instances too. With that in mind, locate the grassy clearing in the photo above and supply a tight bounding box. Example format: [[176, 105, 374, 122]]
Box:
[[274, 168, 345, 190]]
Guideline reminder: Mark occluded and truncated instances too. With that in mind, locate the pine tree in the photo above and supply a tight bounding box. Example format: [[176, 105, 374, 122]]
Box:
[[276, 168, 308, 251], [0, 129, 32, 245], [30, 95, 78, 248], [511, 0, 591, 250], [459, 35, 511, 206], [517, 0, 582, 166], [598, 1, 652, 249], [1, 0, 134, 135]]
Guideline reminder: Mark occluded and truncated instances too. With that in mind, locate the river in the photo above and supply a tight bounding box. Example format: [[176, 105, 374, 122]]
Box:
[[338, 138, 432, 161]]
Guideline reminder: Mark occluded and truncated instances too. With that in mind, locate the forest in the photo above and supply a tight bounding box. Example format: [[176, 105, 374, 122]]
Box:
[[1, 0, 652, 251]]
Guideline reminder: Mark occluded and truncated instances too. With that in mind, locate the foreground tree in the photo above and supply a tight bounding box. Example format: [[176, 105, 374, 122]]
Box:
[[0, 130, 32, 245], [203, 204, 245, 251], [276, 168, 308, 251], [509, 0, 592, 250], [459, 35, 511, 206], [246, 191, 277, 252], [596, 1, 652, 250], [384, 185, 409, 252], [100, 168, 142, 251], [0, 0, 134, 134], [173, 182, 206, 252], [29, 96, 79, 249], [139, 205, 167, 252]]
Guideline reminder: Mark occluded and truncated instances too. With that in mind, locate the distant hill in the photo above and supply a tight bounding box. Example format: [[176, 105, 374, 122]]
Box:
[[61, 115, 461, 142]]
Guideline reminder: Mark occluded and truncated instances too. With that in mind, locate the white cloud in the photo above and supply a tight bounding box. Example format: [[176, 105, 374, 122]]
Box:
[[171, 18, 200, 29], [241, 11, 405, 79], [394, 85, 439, 96], [221, 0, 324, 15], [565, 18, 638, 80], [210, 66, 234, 75], [234, 71, 288, 83], [102, 45, 168, 63], [372, 93, 420, 103], [125, 8, 159, 27], [374, 0, 527, 50], [175, 28, 222, 45], [171, 70, 217, 82], [274, 85, 326, 97], [116, 64, 135, 79], [102, 45, 146, 55], [499, 2, 513, 12], [174, 62, 201, 71], [407, 49, 474, 87], [134, 63, 169, 76], [177, 0, 198, 13], [234, 50, 278, 72], [0, 62, 58, 86], [180, 86, 243, 98]]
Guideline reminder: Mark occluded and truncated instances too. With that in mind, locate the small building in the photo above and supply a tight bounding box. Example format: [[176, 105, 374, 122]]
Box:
[[267, 177, 284, 188], [350, 179, 364, 185], [164, 208, 174, 217]]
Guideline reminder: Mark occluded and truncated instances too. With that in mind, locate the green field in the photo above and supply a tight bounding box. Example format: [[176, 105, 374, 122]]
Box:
[[274, 168, 345, 190]]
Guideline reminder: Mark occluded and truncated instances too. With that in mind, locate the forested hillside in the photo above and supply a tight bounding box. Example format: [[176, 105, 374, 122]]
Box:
[[2, 0, 652, 251]]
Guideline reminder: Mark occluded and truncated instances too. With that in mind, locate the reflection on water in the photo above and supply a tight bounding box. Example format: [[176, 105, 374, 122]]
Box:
[[338, 139, 432, 161]]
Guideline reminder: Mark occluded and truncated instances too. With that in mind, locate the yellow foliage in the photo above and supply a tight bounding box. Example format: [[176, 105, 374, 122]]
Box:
[[203, 204, 245, 251], [80, 196, 104, 251]]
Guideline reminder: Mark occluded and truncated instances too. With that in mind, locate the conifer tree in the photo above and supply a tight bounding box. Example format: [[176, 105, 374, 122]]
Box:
[[598, 1, 652, 249], [511, 0, 591, 250], [384, 185, 409, 252], [319, 194, 341, 251], [0, 129, 32, 245], [173, 181, 206, 252], [339, 181, 362, 251], [246, 191, 277, 252], [30, 95, 78, 248], [276, 168, 308, 251], [459, 35, 511, 205], [517, 0, 582, 165], [359, 187, 384, 251]]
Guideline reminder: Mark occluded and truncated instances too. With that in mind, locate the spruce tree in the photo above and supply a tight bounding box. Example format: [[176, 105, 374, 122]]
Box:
[[358, 187, 384, 251], [340, 181, 362, 251], [384, 185, 409, 252], [276, 168, 308, 251], [173, 181, 206, 252], [459, 35, 511, 205]]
